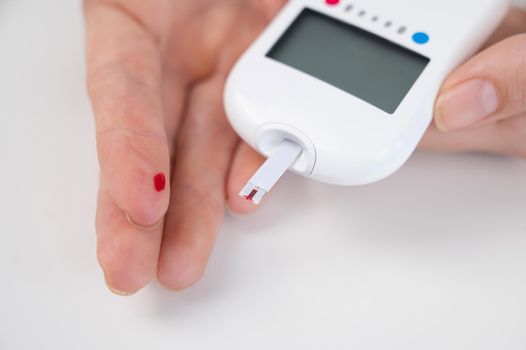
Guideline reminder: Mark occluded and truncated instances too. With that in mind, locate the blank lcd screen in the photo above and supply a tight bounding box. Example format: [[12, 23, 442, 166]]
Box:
[[267, 9, 430, 114]]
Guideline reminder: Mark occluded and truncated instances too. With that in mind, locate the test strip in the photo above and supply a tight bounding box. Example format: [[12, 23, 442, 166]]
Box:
[[239, 140, 303, 205]]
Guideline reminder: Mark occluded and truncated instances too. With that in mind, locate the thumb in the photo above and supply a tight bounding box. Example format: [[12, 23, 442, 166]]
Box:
[[434, 34, 526, 131]]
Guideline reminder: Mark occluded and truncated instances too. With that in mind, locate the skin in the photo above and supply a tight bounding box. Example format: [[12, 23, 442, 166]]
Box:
[[84, 0, 526, 295]]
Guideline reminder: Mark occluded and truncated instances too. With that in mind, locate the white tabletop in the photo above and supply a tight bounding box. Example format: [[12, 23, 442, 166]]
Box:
[[1, 1, 526, 349]]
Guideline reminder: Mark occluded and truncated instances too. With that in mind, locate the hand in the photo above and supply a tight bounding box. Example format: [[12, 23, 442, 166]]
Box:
[[85, 0, 286, 295], [420, 7, 526, 157], [86, 1, 524, 296]]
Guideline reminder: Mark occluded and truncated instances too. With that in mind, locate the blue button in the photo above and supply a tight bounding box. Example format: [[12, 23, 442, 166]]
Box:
[[412, 32, 429, 44]]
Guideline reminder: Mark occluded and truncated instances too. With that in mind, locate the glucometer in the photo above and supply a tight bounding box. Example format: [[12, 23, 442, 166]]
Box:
[[224, 0, 509, 204]]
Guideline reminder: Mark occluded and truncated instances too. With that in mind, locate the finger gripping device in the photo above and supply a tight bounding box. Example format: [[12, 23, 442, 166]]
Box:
[[224, 0, 509, 203]]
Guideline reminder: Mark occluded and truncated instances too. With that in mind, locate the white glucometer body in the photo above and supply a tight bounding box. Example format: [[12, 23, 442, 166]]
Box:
[[225, 0, 508, 190]]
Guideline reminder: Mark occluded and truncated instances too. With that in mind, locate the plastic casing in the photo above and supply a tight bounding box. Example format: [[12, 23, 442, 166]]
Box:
[[224, 0, 509, 186]]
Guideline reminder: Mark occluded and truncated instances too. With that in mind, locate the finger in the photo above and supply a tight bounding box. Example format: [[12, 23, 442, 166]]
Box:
[[96, 177, 163, 295], [157, 74, 238, 290], [434, 34, 526, 132], [420, 114, 526, 158], [258, 0, 287, 19], [85, 1, 173, 227], [227, 142, 267, 215], [484, 7, 526, 47]]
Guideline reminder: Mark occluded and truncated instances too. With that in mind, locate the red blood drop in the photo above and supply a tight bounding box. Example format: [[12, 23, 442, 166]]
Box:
[[245, 189, 258, 201], [154, 173, 166, 192], [325, 0, 340, 5]]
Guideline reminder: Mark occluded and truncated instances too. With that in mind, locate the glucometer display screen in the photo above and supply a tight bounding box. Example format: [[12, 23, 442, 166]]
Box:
[[267, 9, 430, 114]]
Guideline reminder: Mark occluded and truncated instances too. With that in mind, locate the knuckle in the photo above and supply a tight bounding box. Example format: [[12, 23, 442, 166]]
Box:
[[87, 65, 163, 133], [171, 184, 224, 214], [87, 63, 158, 101], [96, 126, 167, 165]]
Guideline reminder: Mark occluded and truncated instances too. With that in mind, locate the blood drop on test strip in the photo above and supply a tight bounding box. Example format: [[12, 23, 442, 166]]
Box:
[[239, 140, 303, 205]]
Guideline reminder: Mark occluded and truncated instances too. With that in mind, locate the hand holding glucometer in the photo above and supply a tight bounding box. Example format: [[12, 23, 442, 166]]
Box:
[[84, 0, 526, 295], [225, 0, 508, 203]]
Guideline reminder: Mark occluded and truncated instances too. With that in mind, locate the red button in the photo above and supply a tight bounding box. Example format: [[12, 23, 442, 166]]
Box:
[[325, 0, 340, 5]]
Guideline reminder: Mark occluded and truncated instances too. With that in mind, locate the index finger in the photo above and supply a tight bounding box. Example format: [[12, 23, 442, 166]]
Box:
[[85, 0, 171, 227], [84, 0, 173, 294], [484, 7, 526, 47]]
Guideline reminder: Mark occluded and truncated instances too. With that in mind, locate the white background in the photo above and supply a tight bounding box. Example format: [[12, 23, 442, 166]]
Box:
[[1, 1, 526, 349]]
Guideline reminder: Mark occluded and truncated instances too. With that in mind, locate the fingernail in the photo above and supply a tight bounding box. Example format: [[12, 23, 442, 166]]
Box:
[[155, 279, 183, 293], [125, 211, 164, 231], [104, 276, 134, 296], [435, 79, 498, 131]]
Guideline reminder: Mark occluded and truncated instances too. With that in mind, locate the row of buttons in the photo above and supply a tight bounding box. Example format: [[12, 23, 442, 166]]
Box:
[[323, 0, 429, 44]]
